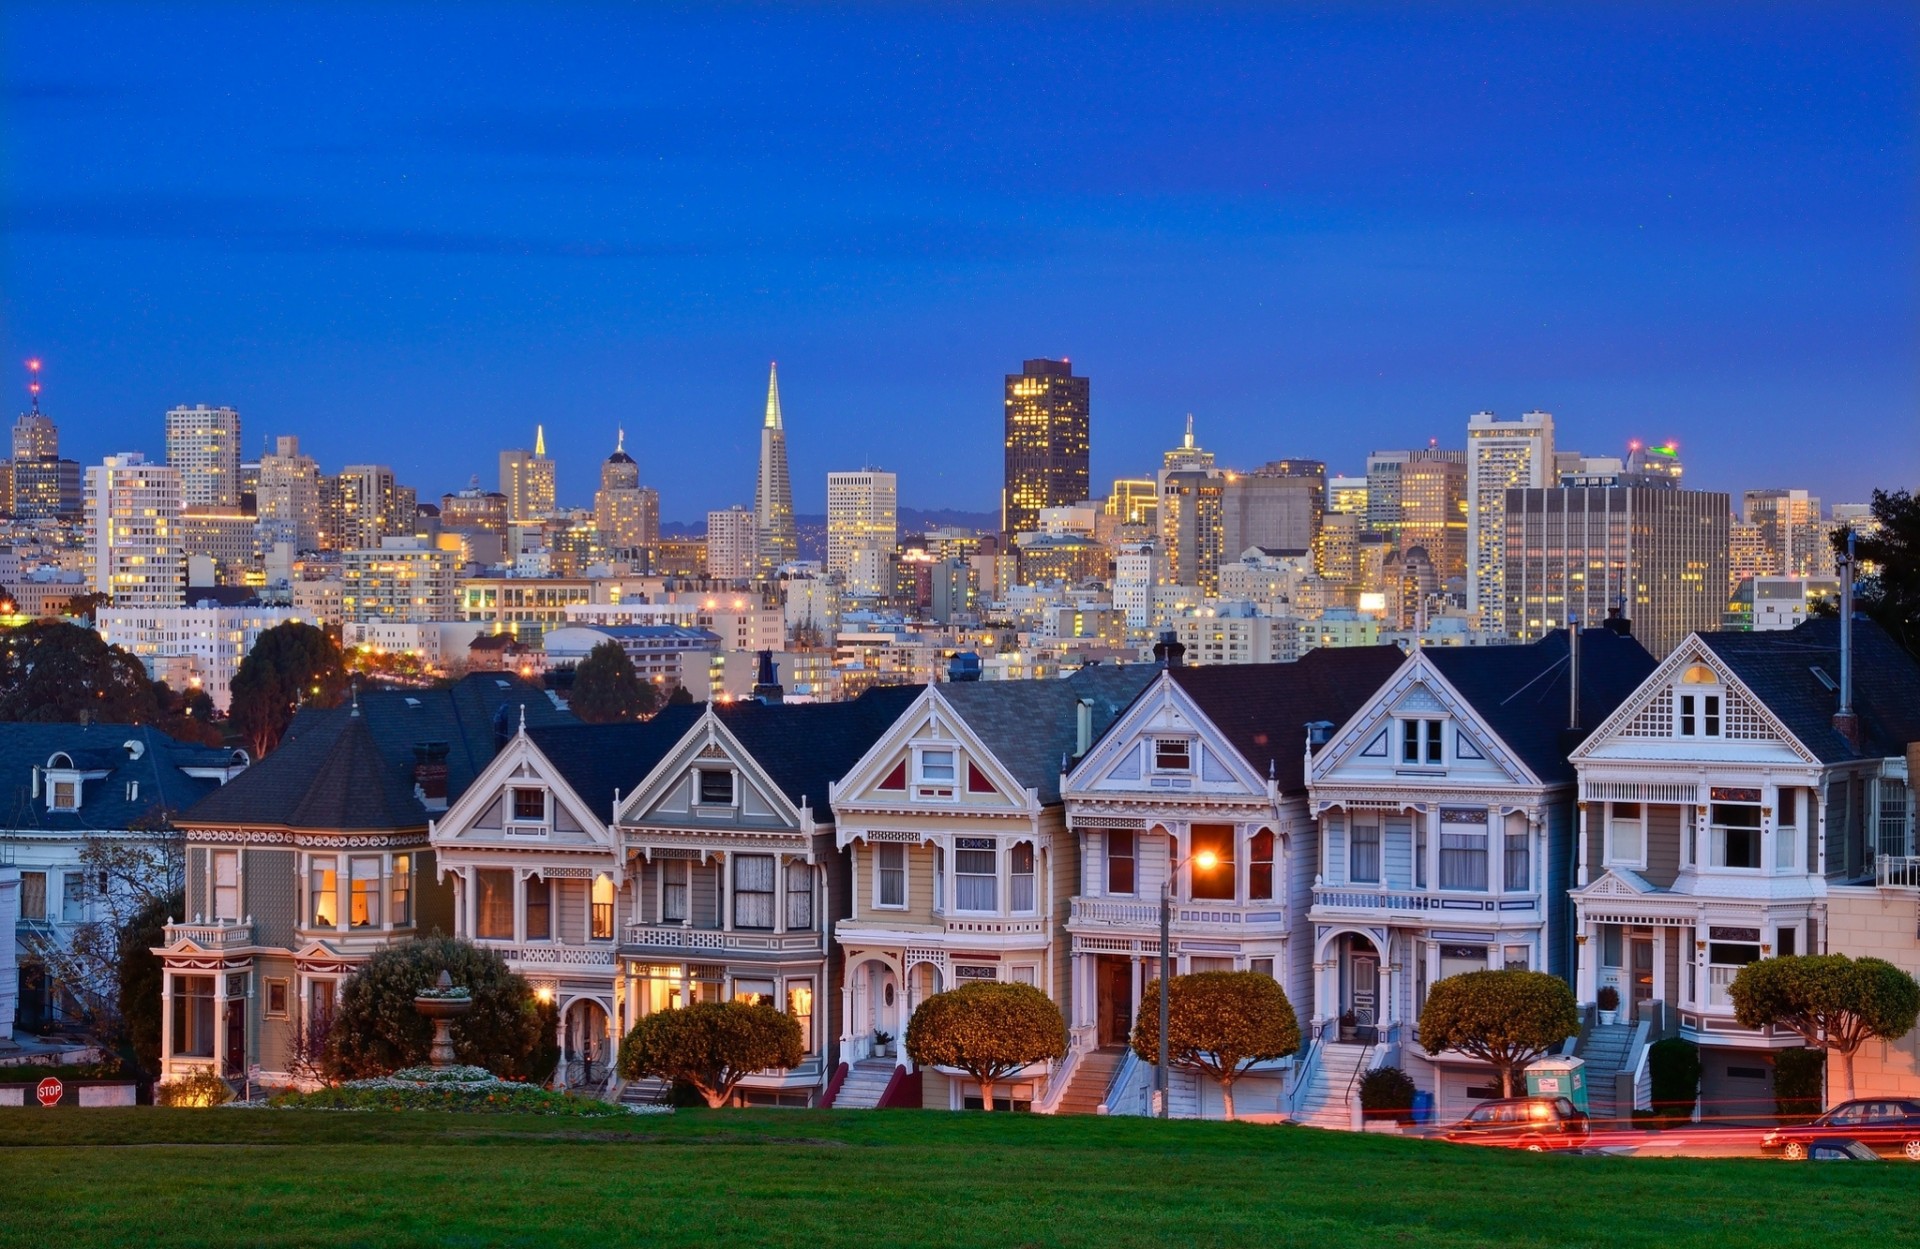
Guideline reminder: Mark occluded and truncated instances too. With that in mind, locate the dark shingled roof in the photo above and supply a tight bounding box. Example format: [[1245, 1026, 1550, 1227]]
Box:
[[939, 664, 1158, 802], [1425, 629, 1657, 784], [0, 723, 242, 831], [714, 685, 925, 811], [180, 674, 574, 830], [1168, 646, 1408, 792], [1696, 617, 1920, 763], [524, 703, 706, 823]]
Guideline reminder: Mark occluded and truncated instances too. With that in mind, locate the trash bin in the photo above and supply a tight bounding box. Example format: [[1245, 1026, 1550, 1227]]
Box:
[[1410, 1089, 1434, 1125], [1524, 1056, 1589, 1114]]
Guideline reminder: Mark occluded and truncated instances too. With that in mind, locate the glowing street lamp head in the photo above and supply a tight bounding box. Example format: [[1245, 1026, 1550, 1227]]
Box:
[[1193, 849, 1219, 872]]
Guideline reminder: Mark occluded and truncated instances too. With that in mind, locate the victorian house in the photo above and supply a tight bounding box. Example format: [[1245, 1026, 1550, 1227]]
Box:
[[1061, 644, 1405, 1118], [1304, 627, 1654, 1123], [828, 664, 1153, 1111], [155, 676, 569, 1087], [1569, 616, 1920, 1119]]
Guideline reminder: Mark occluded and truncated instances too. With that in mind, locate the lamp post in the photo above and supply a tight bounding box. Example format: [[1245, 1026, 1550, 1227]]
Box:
[[1158, 847, 1219, 1119]]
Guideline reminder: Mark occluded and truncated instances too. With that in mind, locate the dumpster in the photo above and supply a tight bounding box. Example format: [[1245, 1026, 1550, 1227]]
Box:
[[1523, 1056, 1589, 1114]]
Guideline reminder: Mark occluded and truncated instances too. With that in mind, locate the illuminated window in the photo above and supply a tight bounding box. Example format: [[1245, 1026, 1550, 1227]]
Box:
[[591, 874, 615, 940], [391, 854, 412, 926], [212, 851, 239, 922], [1249, 829, 1275, 900], [1190, 826, 1235, 899], [310, 856, 338, 927], [477, 869, 514, 938], [350, 856, 381, 928]]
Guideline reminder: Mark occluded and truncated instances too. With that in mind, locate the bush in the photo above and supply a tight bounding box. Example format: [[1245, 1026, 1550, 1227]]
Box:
[[619, 1001, 804, 1108], [1358, 1066, 1417, 1121], [1773, 1047, 1825, 1120], [326, 936, 545, 1081], [117, 891, 180, 1082], [1417, 970, 1579, 1098], [1731, 953, 1920, 1104], [1596, 985, 1620, 1012], [270, 1066, 641, 1116], [905, 982, 1068, 1112], [157, 1068, 233, 1107], [1648, 1037, 1700, 1127], [1130, 972, 1301, 1120]]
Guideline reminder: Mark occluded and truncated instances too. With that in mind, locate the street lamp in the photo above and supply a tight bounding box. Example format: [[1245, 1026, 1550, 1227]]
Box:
[[1158, 846, 1219, 1119]]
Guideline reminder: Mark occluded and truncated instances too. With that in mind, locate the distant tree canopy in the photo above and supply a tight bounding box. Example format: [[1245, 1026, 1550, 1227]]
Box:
[[569, 640, 658, 724], [1836, 488, 1920, 660], [228, 621, 348, 756], [0, 620, 162, 724]]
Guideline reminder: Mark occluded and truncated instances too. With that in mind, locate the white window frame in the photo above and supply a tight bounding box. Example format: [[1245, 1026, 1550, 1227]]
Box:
[[47, 772, 80, 812], [1605, 802, 1646, 869], [506, 784, 550, 835], [211, 850, 240, 923], [1151, 737, 1192, 774], [954, 838, 998, 913], [916, 747, 958, 785], [696, 768, 737, 808], [874, 843, 907, 909], [1399, 718, 1444, 766], [1675, 676, 1723, 739]]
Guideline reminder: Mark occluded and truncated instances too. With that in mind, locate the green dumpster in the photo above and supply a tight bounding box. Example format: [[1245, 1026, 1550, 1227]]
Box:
[[1523, 1056, 1589, 1114]]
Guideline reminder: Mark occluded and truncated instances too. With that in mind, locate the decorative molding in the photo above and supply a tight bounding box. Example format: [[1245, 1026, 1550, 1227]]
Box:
[[185, 827, 428, 849]]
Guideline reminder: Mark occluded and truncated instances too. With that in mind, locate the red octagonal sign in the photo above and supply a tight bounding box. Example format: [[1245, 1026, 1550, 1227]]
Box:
[[35, 1077, 63, 1107]]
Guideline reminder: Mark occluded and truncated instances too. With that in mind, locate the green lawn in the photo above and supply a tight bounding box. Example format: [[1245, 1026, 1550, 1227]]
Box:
[[0, 1106, 1904, 1248]]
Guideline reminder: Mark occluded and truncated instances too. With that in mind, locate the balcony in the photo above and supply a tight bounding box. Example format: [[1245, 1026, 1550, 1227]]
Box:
[[163, 920, 254, 951], [481, 942, 617, 972], [1877, 855, 1920, 889], [1068, 896, 1287, 936], [1310, 885, 1537, 917], [941, 915, 1049, 938], [622, 923, 824, 956]]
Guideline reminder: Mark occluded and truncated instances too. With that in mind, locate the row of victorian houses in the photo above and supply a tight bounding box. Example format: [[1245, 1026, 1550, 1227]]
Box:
[[142, 614, 1920, 1123]]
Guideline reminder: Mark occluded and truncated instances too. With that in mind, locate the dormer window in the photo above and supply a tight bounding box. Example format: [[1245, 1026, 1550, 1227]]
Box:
[[698, 768, 735, 807], [1401, 719, 1444, 766], [1153, 738, 1191, 772], [507, 786, 549, 833], [48, 776, 79, 812], [1677, 666, 1722, 738], [918, 748, 957, 784]]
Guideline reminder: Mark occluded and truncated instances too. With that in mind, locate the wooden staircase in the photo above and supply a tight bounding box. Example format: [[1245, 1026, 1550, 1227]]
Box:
[[1051, 1048, 1126, 1115]]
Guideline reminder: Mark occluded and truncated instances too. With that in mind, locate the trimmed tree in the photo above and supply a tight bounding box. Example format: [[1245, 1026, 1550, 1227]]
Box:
[[229, 621, 348, 757], [1730, 953, 1920, 1104], [325, 936, 545, 1080], [1130, 971, 1301, 1119], [1417, 970, 1579, 1098], [568, 640, 659, 723], [905, 981, 1068, 1112], [619, 1000, 804, 1108]]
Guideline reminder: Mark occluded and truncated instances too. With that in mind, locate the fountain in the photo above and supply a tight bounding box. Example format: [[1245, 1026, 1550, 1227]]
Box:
[[413, 970, 474, 1069]]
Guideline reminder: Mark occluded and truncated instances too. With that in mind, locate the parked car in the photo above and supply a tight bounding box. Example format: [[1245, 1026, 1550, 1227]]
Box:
[[1794, 1139, 1882, 1162], [1443, 1097, 1591, 1151], [1761, 1100, 1920, 1161]]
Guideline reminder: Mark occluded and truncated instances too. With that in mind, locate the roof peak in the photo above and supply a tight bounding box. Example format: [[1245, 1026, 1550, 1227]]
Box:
[[764, 362, 782, 430]]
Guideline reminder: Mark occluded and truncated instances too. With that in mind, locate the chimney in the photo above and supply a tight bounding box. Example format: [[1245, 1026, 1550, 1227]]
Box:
[[752, 649, 784, 705], [1834, 531, 1859, 749], [413, 741, 451, 812], [1603, 605, 1632, 637], [1075, 699, 1093, 757], [1153, 629, 1186, 669], [1567, 616, 1582, 732]]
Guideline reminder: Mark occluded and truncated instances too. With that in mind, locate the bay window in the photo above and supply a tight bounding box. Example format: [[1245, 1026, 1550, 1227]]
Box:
[[1504, 827, 1530, 892], [1349, 821, 1380, 885], [171, 975, 216, 1058], [1776, 788, 1798, 869], [1010, 843, 1036, 914], [1440, 826, 1488, 891], [733, 977, 776, 1007], [733, 855, 775, 929], [785, 860, 813, 930], [349, 856, 382, 928], [309, 856, 338, 928], [1190, 825, 1235, 900], [786, 979, 815, 1052], [1607, 803, 1644, 865], [525, 876, 552, 940], [1710, 803, 1762, 869], [591, 875, 614, 940], [876, 844, 906, 908], [661, 860, 689, 922], [955, 838, 996, 912], [391, 854, 412, 926], [476, 869, 514, 938], [1248, 829, 1275, 900], [1105, 830, 1136, 895], [1707, 926, 1762, 1007]]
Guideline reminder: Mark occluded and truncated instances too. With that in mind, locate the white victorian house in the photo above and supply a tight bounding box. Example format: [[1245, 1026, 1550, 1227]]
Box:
[[1569, 616, 1920, 1119], [1305, 627, 1654, 1123], [1061, 643, 1405, 1118]]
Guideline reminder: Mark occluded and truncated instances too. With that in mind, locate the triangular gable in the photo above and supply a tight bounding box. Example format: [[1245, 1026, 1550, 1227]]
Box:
[[616, 710, 800, 830], [829, 686, 1028, 814], [1571, 636, 1816, 765], [1064, 673, 1268, 798], [1311, 653, 1537, 789], [429, 729, 612, 850]]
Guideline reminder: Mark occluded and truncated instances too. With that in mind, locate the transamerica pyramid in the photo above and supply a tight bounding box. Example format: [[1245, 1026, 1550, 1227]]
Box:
[[754, 362, 797, 577]]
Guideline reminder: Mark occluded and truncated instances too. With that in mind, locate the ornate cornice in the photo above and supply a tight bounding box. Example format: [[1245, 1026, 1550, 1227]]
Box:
[[184, 827, 429, 849]]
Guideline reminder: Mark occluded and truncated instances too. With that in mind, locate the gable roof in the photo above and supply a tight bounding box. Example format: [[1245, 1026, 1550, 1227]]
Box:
[[1167, 645, 1408, 792], [0, 722, 241, 832], [1695, 617, 1920, 764], [524, 703, 706, 823], [937, 664, 1157, 802], [711, 685, 924, 811], [180, 674, 574, 831], [1424, 628, 1658, 784]]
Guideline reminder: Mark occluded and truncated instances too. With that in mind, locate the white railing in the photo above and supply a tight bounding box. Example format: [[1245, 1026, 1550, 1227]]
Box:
[[944, 916, 1049, 937], [1876, 854, 1920, 889], [1068, 898, 1286, 932], [622, 924, 823, 954], [164, 921, 254, 951], [1313, 888, 1441, 912], [487, 942, 616, 970]]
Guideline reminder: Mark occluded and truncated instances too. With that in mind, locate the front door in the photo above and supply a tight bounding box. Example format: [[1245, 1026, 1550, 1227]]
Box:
[[1096, 955, 1133, 1048], [1349, 952, 1379, 1029], [1630, 936, 1655, 1016]]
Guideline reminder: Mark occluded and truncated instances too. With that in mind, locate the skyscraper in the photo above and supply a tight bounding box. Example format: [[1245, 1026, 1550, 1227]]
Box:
[[1364, 446, 1465, 543], [1161, 414, 1213, 476], [256, 435, 322, 554], [1002, 358, 1090, 535], [754, 364, 797, 577], [331, 464, 408, 551], [500, 426, 557, 525], [165, 404, 243, 509], [1467, 409, 1555, 635], [10, 387, 81, 519], [1399, 455, 1468, 582], [827, 469, 898, 582], [85, 453, 184, 608], [594, 430, 660, 555], [1743, 488, 1829, 578], [1159, 469, 1226, 594], [708, 505, 758, 580]]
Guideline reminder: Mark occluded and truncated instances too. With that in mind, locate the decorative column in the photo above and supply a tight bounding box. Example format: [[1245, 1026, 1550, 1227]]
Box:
[[1575, 802, 1590, 888], [719, 852, 732, 932], [212, 971, 228, 1074], [159, 970, 175, 1074]]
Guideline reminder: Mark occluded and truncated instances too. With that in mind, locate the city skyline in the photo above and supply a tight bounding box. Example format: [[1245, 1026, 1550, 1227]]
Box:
[[3, 5, 1913, 515]]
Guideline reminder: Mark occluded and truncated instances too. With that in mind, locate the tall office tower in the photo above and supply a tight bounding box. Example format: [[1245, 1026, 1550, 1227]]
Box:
[[1743, 489, 1828, 578], [1161, 414, 1213, 476], [1399, 455, 1468, 581], [441, 480, 509, 535], [180, 508, 261, 585], [85, 453, 184, 608], [1364, 446, 1464, 542], [10, 365, 82, 518], [1328, 474, 1368, 517], [1159, 469, 1226, 595], [255, 435, 323, 553], [331, 464, 402, 551], [12, 412, 57, 461], [594, 430, 660, 555], [165, 404, 243, 508], [708, 506, 758, 580], [827, 469, 898, 582], [1315, 510, 1363, 584], [1002, 358, 1090, 535], [1729, 519, 1770, 593], [1467, 410, 1555, 634], [500, 426, 557, 525], [1222, 472, 1320, 554], [1104, 478, 1159, 528], [754, 364, 798, 577], [1625, 441, 1684, 486], [1503, 485, 1730, 658]]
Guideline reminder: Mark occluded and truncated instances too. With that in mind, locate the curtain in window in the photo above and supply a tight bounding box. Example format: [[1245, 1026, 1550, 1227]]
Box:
[[955, 843, 997, 912], [1010, 843, 1036, 913], [477, 869, 514, 938], [1439, 833, 1488, 891], [878, 845, 905, 907], [1504, 829, 1529, 892], [1349, 823, 1381, 884], [734, 855, 775, 929], [663, 861, 688, 921], [525, 877, 551, 940], [785, 860, 813, 929]]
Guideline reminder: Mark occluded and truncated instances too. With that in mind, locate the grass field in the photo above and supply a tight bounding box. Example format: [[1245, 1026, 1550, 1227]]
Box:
[[0, 1106, 1907, 1248]]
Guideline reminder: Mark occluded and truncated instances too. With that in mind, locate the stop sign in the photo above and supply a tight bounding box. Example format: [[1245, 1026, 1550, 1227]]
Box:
[[35, 1077, 63, 1107]]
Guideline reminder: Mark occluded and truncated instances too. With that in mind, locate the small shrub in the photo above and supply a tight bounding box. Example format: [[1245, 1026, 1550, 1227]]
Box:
[[1773, 1047, 1824, 1120], [1648, 1037, 1700, 1127], [157, 1069, 233, 1108], [1358, 1066, 1417, 1121], [1596, 986, 1620, 1012]]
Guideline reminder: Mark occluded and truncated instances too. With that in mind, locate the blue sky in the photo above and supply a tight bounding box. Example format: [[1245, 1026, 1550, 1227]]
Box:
[[2, 3, 1914, 520]]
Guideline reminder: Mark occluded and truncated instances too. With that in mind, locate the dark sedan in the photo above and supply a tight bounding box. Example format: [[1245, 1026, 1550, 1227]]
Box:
[[1761, 1099, 1920, 1160], [1443, 1097, 1591, 1151]]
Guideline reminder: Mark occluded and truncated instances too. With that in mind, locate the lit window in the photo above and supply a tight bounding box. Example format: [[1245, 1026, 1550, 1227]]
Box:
[[391, 854, 412, 926], [310, 856, 338, 927], [477, 869, 514, 938], [350, 856, 381, 928], [591, 874, 615, 940]]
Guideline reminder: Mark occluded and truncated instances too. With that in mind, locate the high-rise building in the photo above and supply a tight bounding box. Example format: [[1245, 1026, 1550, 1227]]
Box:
[[1503, 484, 1730, 657], [165, 404, 243, 509], [1159, 469, 1226, 595], [330, 464, 406, 552], [1467, 410, 1555, 635], [707, 506, 758, 580], [255, 435, 322, 554], [10, 374, 81, 518], [180, 508, 261, 585], [1364, 446, 1464, 541], [1729, 518, 1770, 593], [85, 453, 184, 609], [12, 412, 57, 461], [1399, 455, 1468, 581], [1161, 414, 1213, 476], [1222, 471, 1319, 555], [754, 364, 797, 577], [500, 426, 557, 525], [1104, 478, 1159, 529], [1328, 475, 1368, 517], [594, 431, 660, 555], [1743, 488, 1829, 578], [441, 480, 510, 535], [826, 469, 898, 582], [1002, 358, 1090, 535], [341, 538, 458, 623]]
